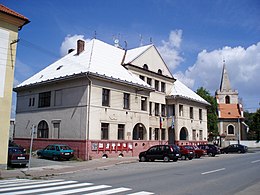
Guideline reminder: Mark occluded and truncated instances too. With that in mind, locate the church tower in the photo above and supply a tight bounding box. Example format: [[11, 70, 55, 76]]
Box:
[[215, 61, 247, 145]]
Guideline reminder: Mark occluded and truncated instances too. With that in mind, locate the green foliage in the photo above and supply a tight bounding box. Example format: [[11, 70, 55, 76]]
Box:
[[245, 109, 260, 140], [196, 87, 218, 135]]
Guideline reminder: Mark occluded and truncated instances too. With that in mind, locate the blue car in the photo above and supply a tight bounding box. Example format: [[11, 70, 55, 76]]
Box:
[[37, 144, 74, 161]]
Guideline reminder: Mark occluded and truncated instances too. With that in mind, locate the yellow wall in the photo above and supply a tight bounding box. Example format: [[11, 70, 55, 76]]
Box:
[[0, 14, 21, 169]]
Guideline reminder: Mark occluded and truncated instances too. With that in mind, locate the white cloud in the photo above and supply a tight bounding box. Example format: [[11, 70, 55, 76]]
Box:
[[60, 34, 91, 56], [177, 42, 260, 111], [157, 30, 184, 70]]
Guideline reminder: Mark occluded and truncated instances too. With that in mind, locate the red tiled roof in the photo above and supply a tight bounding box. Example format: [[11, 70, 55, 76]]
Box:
[[218, 104, 242, 119], [0, 4, 29, 23]]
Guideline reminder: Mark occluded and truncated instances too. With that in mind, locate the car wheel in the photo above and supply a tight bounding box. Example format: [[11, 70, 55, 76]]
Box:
[[181, 155, 187, 160], [140, 156, 146, 162], [163, 156, 170, 162], [212, 154, 216, 157], [53, 155, 59, 161], [173, 158, 178, 162], [238, 150, 241, 153], [208, 153, 213, 157], [188, 157, 193, 160]]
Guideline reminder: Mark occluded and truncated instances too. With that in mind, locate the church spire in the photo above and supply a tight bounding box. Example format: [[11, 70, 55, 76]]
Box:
[[219, 60, 232, 92]]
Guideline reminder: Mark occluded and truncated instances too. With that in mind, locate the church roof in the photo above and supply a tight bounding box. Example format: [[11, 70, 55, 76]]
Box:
[[219, 62, 232, 92], [169, 80, 210, 105], [15, 39, 151, 90], [218, 103, 243, 119]]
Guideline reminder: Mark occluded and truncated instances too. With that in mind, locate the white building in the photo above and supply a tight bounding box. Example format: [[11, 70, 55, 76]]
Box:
[[14, 39, 209, 160]]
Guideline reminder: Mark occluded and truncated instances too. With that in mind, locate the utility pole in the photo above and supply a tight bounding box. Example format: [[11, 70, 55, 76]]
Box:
[[237, 117, 240, 145], [28, 125, 36, 172]]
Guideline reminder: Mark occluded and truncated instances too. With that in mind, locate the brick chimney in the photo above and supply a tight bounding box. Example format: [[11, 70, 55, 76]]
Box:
[[77, 40, 85, 55]]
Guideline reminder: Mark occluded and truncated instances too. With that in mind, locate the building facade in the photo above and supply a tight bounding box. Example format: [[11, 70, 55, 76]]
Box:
[[14, 39, 208, 160], [0, 4, 29, 169], [216, 62, 247, 146]]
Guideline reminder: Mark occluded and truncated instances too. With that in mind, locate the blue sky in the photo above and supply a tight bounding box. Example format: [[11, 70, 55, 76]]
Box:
[[2, 0, 260, 116]]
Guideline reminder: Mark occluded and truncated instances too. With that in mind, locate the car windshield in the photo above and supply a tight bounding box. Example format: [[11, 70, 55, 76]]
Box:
[[184, 146, 194, 150], [10, 148, 24, 154], [60, 146, 71, 150]]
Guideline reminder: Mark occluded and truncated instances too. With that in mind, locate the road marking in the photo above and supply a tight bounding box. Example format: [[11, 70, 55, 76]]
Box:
[[0, 180, 77, 192], [4, 182, 94, 195], [128, 191, 155, 195], [0, 179, 63, 188], [0, 179, 30, 185], [251, 159, 260, 163], [201, 168, 226, 175], [41, 185, 111, 195], [84, 187, 131, 194]]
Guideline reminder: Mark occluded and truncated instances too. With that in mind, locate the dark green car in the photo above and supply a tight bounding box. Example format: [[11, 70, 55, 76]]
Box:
[[37, 144, 74, 161]]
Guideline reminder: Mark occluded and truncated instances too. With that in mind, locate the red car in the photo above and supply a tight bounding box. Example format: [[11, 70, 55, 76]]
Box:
[[192, 145, 207, 158], [179, 145, 195, 160], [8, 146, 29, 167]]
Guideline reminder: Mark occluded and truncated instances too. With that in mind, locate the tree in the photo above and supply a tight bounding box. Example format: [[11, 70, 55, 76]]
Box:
[[244, 109, 260, 140], [196, 87, 218, 136]]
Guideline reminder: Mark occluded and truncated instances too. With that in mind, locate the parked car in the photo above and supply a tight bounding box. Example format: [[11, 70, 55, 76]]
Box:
[[198, 144, 220, 157], [220, 144, 248, 154], [190, 145, 207, 158], [37, 144, 74, 161], [139, 145, 180, 162], [179, 145, 195, 160], [8, 146, 29, 167]]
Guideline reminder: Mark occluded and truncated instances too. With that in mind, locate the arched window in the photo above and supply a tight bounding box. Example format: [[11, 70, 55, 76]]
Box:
[[225, 96, 230, 104], [180, 127, 188, 140], [143, 64, 148, 70], [158, 69, 162, 75], [227, 125, 234, 134], [37, 120, 49, 138], [133, 123, 147, 140]]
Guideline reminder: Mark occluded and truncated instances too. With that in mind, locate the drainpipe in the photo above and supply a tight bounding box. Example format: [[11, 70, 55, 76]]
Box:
[[86, 73, 92, 161]]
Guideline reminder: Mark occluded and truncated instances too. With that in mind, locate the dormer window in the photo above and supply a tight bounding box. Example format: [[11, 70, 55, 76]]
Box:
[[143, 64, 148, 70], [158, 69, 162, 75]]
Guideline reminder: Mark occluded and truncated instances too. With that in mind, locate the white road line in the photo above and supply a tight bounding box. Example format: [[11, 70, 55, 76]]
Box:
[[5, 182, 94, 195], [0, 180, 77, 192], [201, 168, 226, 175], [84, 187, 131, 195], [0, 179, 30, 185], [127, 191, 155, 195], [42, 185, 111, 195], [0, 179, 63, 188], [251, 159, 260, 163]]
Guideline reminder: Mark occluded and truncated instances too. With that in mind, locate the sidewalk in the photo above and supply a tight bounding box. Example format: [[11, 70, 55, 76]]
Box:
[[0, 157, 138, 179]]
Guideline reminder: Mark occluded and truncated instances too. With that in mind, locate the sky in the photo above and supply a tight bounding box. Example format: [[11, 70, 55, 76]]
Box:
[[2, 0, 260, 117]]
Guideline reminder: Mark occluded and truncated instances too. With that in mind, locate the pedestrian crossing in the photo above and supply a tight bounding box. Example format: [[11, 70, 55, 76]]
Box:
[[0, 179, 154, 195]]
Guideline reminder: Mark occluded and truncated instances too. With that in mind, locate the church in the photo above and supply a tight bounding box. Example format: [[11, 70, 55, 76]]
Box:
[[215, 62, 248, 146]]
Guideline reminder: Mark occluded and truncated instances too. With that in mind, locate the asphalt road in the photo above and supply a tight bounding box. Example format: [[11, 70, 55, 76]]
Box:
[[55, 151, 260, 195]]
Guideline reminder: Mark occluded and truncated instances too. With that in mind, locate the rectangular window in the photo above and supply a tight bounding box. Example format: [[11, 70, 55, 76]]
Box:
[[192, 129, 196, 141], [54, 90, 62, 106], [141, 97, 147, 111], [32, 97, 35, 106], [147, 77, 152, 86], [179, 104, 183, 116], [161, 82, 165, 92], [199, 109, 202, 120], [101, 123, 109, 140], [161, 104, 166, 117], [149, 102, 152, 115], [190, 107, 194, 119], [123, 93, 130, 109], [102, 88, 110, 106], [161, 128, 166, 140], [199, 130, 203, 140], [118, 124, 125, 140], [155, 103, 159, 116], [149, 127, 152, 140], [155, 80, 159, 91], [139, 75, 145, 81], [155, 128, 159, 140], [38, 91, 51, 108], [53, 123, 61, 139], [167, 104, 175, 116]]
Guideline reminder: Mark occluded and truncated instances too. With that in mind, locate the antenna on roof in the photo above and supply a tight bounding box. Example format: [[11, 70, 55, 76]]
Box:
[[139, 34, 143, 46], [149, 37, 153, 44], [124, 41, 127, 50], [94, 31, 97, 39]]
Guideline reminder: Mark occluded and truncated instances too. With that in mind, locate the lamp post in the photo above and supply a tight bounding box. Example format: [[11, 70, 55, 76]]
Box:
[[237, 117, 240, 145]]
